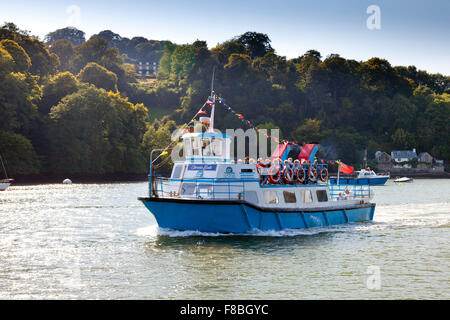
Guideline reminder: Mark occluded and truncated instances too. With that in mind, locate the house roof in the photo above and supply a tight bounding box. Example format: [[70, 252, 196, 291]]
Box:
[[375, 151, 391, 160], [391, 150, 417, 159], [418, 152, 431, 158]]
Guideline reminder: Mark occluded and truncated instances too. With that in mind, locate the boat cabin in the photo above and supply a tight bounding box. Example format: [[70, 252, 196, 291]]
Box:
[[182, 132, 232, 163]]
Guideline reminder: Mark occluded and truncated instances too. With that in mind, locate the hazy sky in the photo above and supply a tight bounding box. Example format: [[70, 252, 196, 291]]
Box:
[[1, 0, 449, 75]]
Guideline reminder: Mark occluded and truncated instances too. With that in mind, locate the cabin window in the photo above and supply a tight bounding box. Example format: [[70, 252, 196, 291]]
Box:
[[172, 165, 183, 179], [198, 184, 213, 198], [201, 138, 212, 157], [192, 139, 201, 156], [184, 139, 192, 158], [180, 183, 196, 196], [211, 138, 223, 156], [283, 191, 297, 203], [264, 191, 279, 204], [244, 191, 259, 204], [301, 190, 313, 203], [316, 190, 328, 202]]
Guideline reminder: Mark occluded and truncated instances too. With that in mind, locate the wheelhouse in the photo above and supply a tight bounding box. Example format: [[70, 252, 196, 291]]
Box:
[[182, 132, 232, 163]]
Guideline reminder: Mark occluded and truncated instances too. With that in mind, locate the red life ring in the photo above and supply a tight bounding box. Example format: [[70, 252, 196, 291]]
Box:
[[282, 167, 294, 184], [319, 167, 328, 182], [308, 167, 318, 183], [295, 166, 306, 184], [256, 163, 267, 184], [268, 165, 281, 184]]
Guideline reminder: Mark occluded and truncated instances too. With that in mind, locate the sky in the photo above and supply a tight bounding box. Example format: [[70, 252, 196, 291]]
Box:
[[1, 0, 449, 75]]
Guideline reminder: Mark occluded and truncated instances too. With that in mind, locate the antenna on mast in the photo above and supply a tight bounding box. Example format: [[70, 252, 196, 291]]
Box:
[[211, 66, 216, 95], [209, 67, 216, 132]]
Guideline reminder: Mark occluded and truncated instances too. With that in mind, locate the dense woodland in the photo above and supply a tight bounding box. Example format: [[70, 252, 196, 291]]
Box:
[[0, 23, 449, 177]]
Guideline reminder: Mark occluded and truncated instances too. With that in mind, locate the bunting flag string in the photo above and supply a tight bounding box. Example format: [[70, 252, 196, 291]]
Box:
[[154, 96, 342, 166], [215, 95, 342, 166], [216, 95, 297, 146]]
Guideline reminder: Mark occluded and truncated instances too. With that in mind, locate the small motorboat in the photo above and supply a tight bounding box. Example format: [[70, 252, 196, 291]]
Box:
[[394, 177, 413, 183]]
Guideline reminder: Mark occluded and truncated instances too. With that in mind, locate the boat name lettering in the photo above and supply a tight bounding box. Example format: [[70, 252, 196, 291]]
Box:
[[187, 164, 217, 171]]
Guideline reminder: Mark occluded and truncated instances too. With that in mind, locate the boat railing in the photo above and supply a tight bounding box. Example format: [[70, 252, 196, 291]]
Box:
[[328, 185, 372, 200], [151, 177, 247, 201]]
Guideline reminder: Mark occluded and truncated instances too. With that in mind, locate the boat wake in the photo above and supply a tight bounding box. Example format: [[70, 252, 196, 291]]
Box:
[[374, 202, 449, 227], [136, 223, 358, 238], [135, 201, 449, 238]]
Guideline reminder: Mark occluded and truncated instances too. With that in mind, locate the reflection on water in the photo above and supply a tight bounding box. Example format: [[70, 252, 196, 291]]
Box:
[[0, 180, 449, 299]]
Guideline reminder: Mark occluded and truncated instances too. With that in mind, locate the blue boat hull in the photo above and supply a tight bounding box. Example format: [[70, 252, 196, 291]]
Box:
[[139, 198, 376, 233], [329, 177, 388, 186]]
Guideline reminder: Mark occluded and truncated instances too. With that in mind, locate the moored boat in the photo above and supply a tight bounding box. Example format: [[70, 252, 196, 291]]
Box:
[[0, 154, 13, 191], [394, 176, 413, 183], [329, 168, 389, 186], [138, 92, 376, 233], [0, 179, 13, 191]]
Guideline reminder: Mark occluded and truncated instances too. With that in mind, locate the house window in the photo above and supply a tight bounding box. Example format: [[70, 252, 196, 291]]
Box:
[[300, 190, 313, 203], [316, 190, 328, 202], [263, 191, 279, 204], [283, 191, 297, 203]]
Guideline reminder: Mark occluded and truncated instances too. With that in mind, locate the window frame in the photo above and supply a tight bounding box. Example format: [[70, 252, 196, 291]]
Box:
[[263, 190, 279, 204], [283, 191, 297, 204]]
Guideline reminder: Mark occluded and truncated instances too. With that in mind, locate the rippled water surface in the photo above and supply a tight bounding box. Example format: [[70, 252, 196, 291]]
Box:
[[0, 179, 449, 299]]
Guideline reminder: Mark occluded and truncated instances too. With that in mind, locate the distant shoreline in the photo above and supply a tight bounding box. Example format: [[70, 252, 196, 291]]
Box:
[[7, 171, 450, 186], [9, 173, 150, 186]]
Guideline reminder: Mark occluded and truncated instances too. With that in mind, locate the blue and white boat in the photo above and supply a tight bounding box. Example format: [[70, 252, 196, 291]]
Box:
[[138, 94, 376, 234], [329, 169, 389, 186]]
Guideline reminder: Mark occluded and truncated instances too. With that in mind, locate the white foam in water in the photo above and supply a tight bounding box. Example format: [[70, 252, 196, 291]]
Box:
[[375, 202, 449, 226], [136, 224, 351, 238], [135, 224, 159, 237], [135, 201, 449, 238]]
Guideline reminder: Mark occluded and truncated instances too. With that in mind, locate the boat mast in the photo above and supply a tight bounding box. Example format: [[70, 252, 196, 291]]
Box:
[[208, 67, 216, 133], [0, 154, 8, 180]]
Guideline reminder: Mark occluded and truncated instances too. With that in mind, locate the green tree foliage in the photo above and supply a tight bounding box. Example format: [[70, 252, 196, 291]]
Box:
[[292, 119, 324, 143], [1, 24, 449, 177], [39, 72, 79, 114], [237, 32, 273, 58], [48, 85, 148, 174], [49, 39, 74, 72], [0, 39, 31, 72], [1, 23, 59, 78], [44, 27, 86, 46], [0, 41, 41, 137], [0, 131, 40, 174], [77, 62, 118, 92]]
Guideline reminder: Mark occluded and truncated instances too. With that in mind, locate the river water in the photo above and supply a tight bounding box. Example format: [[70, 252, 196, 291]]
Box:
[[0, 179, 448, 299]]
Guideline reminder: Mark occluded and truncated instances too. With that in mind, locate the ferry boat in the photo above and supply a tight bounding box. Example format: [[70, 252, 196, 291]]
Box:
[[138, 93, 376, 233], [329, 169, 389, 186]]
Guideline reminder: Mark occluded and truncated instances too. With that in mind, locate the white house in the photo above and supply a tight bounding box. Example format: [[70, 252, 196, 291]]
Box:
[[391, 149, 417, 168]]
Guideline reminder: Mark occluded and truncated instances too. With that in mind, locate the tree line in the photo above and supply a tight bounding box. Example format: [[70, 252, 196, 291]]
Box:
[[0, 23, 448, 177]]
